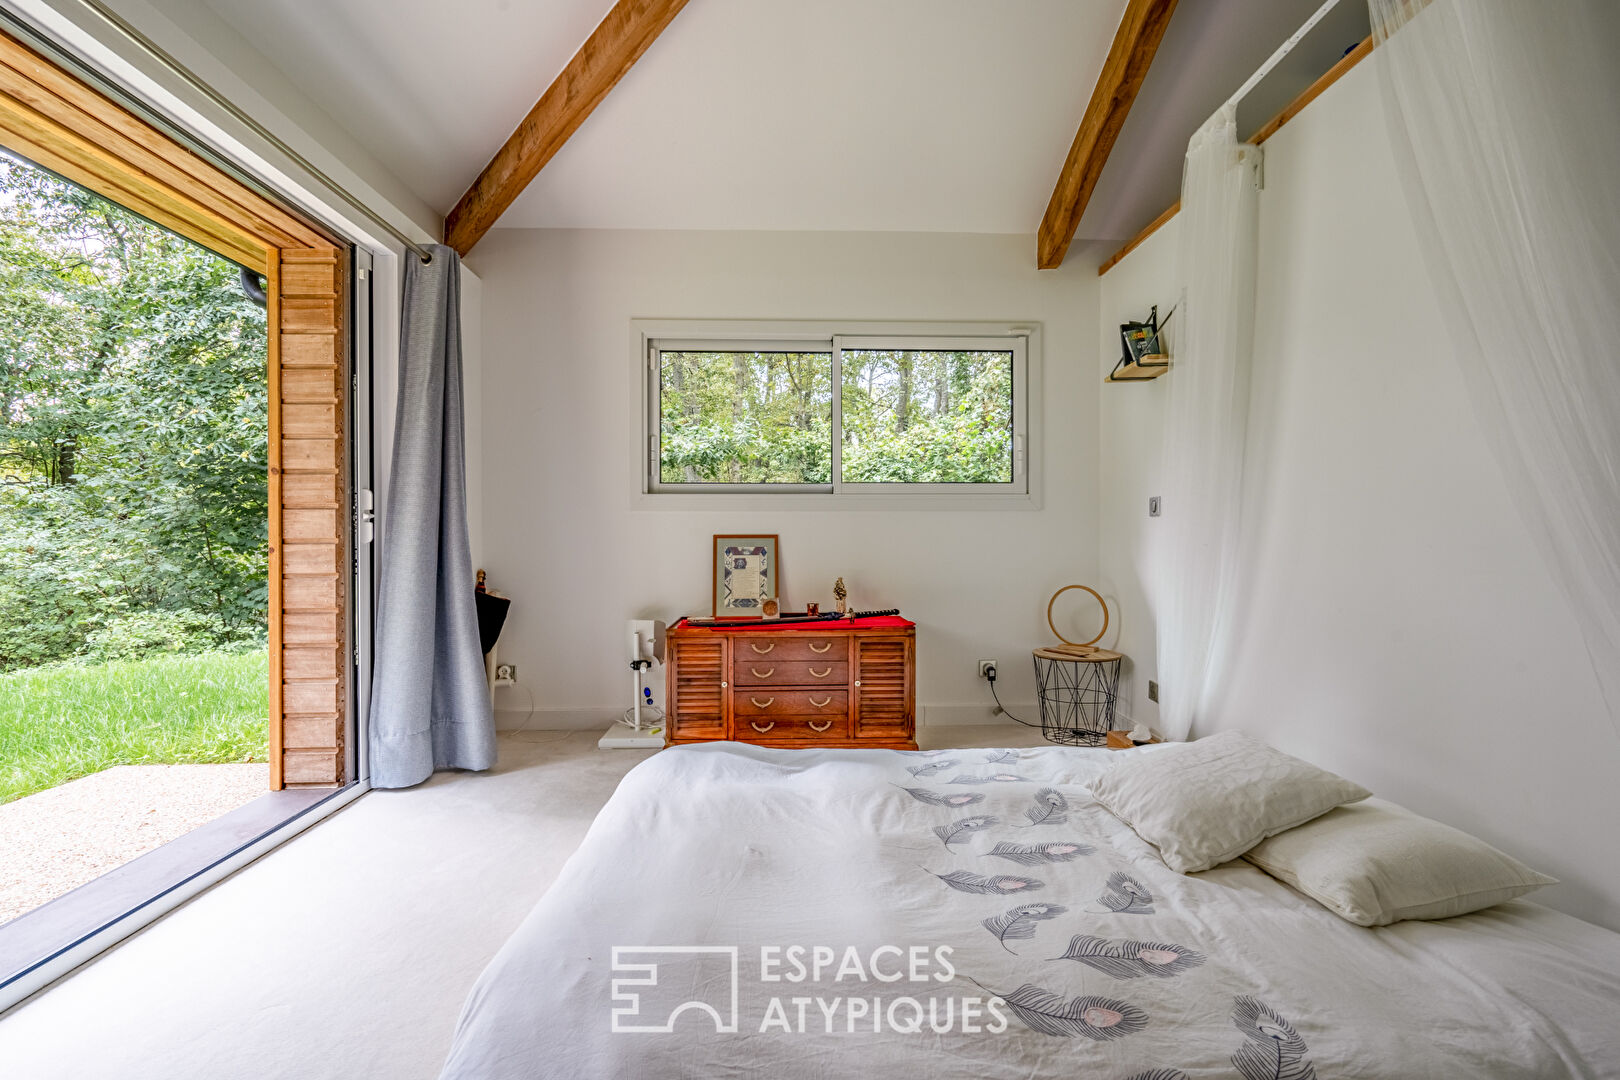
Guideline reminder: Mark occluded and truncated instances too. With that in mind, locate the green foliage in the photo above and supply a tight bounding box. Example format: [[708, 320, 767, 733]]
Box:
[[0, 156, 268, 670], [659, 351, 833, 484], [840, 350, 1013, 483], [658, 348, 1012, 485], [81, 609, 258, 664], [0, 649, 269, 803]]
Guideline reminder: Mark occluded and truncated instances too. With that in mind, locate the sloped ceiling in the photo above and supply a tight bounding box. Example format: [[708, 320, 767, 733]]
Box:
[[181, 0, 1366, 252]]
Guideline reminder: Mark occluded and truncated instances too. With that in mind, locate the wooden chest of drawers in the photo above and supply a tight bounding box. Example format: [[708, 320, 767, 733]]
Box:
[[664, 618, 916, 750]]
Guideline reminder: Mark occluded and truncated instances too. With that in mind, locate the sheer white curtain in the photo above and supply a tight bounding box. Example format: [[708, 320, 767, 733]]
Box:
[[1371, 0, 1620, 726], [1156, 105, 1263, 741]]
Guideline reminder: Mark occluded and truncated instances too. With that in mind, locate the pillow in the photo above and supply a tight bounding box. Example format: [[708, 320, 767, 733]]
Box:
[[1243, 798, 1557, 926], [1087, 730, 1370, 873]]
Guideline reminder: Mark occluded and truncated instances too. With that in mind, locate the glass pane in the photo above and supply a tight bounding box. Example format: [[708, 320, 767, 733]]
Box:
[[659, 351, 833, 484], [839, 350, 1014, 484]]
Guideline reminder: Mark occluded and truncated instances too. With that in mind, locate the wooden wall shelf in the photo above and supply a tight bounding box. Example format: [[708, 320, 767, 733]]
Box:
[[1106, 354, 1170, 382]]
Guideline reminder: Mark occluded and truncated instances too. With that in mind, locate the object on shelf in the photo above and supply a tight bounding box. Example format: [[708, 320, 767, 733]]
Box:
[[806, 602, 819, 617], [833, 577, 847, 614], [683, 608, 900, 628], [712, 534, 779, 619], [762, 598, 780, 618], [1108, 303, 1175, 382]]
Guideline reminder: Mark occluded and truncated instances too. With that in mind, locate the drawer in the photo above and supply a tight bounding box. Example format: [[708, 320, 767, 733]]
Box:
[[733, 689, 848, 717], [733, 636, 848, 662], [733, 661, 848, 687], [737, 715, 851, 740]]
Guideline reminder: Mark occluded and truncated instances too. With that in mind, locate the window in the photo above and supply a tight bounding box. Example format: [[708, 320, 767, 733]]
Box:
[[644, 325, 1032, 499]]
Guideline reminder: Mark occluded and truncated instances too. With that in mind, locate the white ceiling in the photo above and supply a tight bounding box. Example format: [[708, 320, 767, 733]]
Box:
[[176, 0, 1363, 249], [190, 0, 611, 215], [192, 0, 1127, 236]]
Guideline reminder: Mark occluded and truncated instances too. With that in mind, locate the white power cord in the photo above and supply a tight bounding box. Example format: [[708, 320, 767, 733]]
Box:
[[617, 704, 664, 729], [498, 679, 538, 732]]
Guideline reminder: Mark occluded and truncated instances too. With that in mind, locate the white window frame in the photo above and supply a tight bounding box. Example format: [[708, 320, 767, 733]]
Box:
[[634, 320, 1040, 510]]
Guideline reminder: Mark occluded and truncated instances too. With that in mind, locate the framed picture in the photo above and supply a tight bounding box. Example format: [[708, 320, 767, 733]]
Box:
[[713, 534, 779, 619]]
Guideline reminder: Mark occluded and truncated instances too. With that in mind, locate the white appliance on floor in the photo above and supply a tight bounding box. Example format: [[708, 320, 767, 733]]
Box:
[[598, 619, 666, 749]]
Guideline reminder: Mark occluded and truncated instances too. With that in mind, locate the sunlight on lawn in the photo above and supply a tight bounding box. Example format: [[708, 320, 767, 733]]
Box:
[[0, 650, 269, 804]]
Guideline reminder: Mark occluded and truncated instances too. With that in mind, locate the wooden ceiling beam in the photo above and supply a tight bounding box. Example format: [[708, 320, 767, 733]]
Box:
[[1036, 0, 1178, 270], [443, 0, 688, 256]]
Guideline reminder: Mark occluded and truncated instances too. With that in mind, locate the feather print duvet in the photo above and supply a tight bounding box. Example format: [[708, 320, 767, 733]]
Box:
[[439, 742, 1620, 1079]]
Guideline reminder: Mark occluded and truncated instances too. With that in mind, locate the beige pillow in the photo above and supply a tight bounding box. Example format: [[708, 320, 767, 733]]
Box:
[[1243, 798, 1557, 926], [1087, 730, 1370, 873]]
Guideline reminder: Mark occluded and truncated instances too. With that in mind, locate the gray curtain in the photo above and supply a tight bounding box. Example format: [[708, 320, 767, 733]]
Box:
[[368, 244, 495, 788]]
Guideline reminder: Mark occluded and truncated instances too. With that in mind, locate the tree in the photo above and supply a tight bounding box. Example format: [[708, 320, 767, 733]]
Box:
[[656, 347, 1013, 486], [0, 156, 268, 670]]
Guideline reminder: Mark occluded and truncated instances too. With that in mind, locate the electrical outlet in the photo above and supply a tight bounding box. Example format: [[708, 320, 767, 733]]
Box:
[[978, 659, 998, 680], [1148, 496, 1162, 517], [495, 663, 516, 682], [1147, 679, 1159, 703]]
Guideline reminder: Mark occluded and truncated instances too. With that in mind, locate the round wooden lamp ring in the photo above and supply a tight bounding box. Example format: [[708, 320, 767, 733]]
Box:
[[1047, 584, 1109, 651]]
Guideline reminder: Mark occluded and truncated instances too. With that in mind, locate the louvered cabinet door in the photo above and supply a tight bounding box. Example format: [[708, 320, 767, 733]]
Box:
[[852, 634, 915, 741], [666, 637, 728, 741]]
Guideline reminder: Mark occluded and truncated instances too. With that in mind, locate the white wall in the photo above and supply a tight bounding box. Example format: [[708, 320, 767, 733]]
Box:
[[468, 229, 1100, 730], [1097, 58, 1620, 929]]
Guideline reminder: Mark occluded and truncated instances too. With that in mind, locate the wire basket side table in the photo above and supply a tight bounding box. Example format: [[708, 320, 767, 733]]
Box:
[[1032, 646, 1122, 746]]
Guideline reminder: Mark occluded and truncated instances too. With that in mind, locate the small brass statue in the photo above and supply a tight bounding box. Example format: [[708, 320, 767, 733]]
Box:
[[833, 577, 847, 614]]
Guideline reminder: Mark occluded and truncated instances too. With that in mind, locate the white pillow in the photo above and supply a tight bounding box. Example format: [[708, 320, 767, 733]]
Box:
[[1087, 730, 1370, 873], [1243, 798, 1557, 926]]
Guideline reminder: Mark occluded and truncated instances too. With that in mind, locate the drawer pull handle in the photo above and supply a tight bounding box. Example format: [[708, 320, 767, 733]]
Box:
[[750, 721, 776, 733], [808, 719, 834, 733], [808, 641, 832, 654], [750, 697, 775, 709], [750, 642, 775, 655], [751, 667, 775, 678], [809, 696, 832, 708], [808, 666, 832, 679]]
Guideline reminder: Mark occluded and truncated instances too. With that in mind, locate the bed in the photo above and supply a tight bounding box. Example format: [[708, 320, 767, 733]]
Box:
[[439, 743, 1620, 1079]]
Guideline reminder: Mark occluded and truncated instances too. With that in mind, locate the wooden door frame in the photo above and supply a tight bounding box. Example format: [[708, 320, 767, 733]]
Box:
[[0, 29, 351, 789]]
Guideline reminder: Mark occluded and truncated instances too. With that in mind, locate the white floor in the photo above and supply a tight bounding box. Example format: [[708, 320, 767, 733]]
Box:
[[0, 724, 1042, 1079]]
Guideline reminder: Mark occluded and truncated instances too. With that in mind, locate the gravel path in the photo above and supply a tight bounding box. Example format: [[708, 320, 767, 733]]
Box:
[[0, 764, 269, 925]]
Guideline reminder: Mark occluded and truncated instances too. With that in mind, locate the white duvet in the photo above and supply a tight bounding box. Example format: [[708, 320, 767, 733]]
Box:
[[440, 743, 1620, 1079]]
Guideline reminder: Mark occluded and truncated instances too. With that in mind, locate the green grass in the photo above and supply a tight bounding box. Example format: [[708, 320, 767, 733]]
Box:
[[0, 650, 269, 804]]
